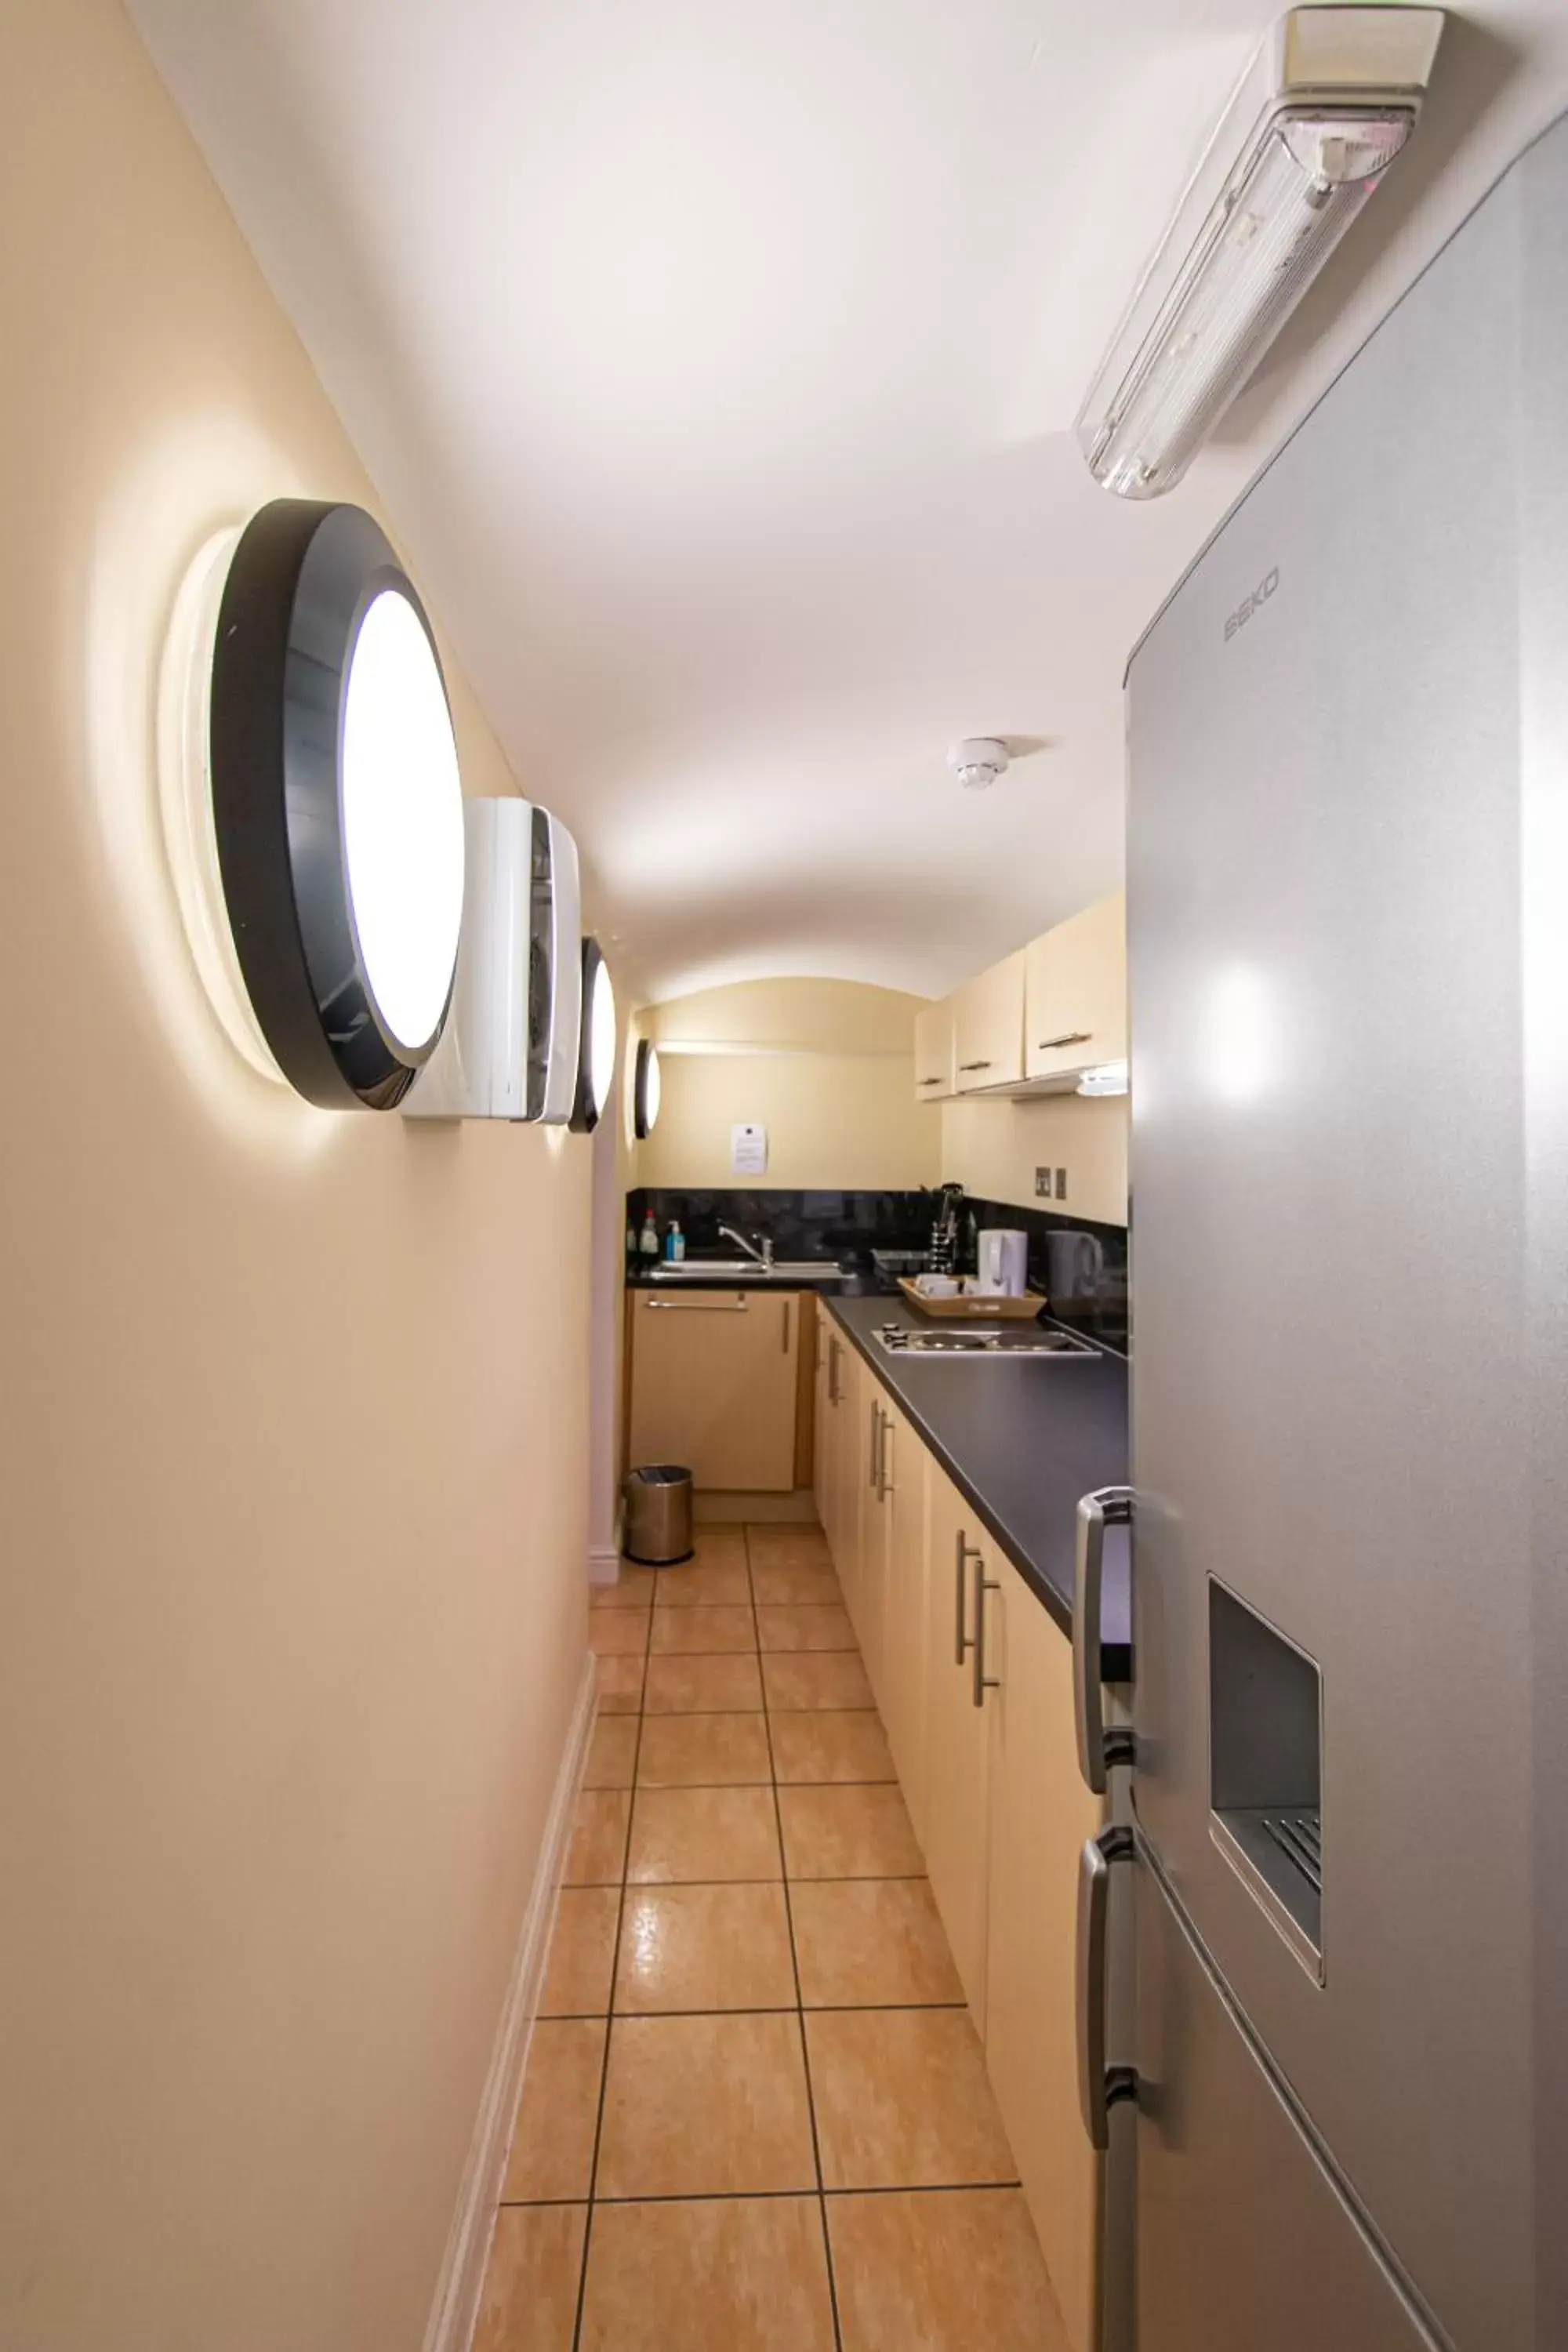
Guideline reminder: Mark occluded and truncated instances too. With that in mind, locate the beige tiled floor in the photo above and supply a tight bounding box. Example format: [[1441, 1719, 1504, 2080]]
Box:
[[475, 1521, 1068, 2352]]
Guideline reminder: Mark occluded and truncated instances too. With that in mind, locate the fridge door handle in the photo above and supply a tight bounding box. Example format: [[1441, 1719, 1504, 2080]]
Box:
[[1073, 1485, 1134, 1794], [1076, 1825, 1137, 2153]]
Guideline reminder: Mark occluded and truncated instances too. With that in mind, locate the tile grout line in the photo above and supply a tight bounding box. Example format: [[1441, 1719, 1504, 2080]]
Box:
[[565, 1873, 937, 1891], [540, 2001, 970, 2021], [503, 2179, 1025, 2211], [752, 1526, 847, 2352], [569, 1562, 655, 2352]]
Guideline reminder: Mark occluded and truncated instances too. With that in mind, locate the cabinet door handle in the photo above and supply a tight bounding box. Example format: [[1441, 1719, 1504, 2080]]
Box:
[[828, 1337, 841, 1405], [954, 1532, 982, 1664], [868, 1399, 881, 1491], [957, 1058, 992, 1072], [781, 1298, 791, 1353], [971, 1564, 1000, 1708], [1076, 1826, 1137, 2151], [1073, 1486, 1134, 1793], [876, 1407, 894, 1500], [1037, 1030, 1092, 1051], [645, 1298, 749, 1312]]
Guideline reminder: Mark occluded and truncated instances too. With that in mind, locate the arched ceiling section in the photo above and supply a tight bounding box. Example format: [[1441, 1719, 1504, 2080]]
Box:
[[129, 0, 1568, 1000]]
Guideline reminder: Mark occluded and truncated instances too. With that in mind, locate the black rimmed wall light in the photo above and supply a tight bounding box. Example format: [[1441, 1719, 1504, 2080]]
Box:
[[633, 1036, 662, 1140], [205, 499, 465, 1107], [571, 938, 618, 1133]]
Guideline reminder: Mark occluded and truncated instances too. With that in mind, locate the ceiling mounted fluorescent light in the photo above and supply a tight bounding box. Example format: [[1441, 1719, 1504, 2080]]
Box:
[[1076, 5, 1445, 499]]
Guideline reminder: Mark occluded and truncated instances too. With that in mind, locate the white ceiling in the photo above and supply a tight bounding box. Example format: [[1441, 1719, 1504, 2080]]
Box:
[[130, 0, 1568, 1003]]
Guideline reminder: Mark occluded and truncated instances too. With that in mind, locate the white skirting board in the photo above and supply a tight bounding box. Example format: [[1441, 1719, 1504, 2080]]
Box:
[[420, 1650, 597, 2352], [587, 1541, 622, 1588]]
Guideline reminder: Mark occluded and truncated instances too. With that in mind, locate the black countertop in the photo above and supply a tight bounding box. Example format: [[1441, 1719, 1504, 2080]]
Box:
[[821, 1294, 1130, 1671], [627, 1261, 1130, 1668]]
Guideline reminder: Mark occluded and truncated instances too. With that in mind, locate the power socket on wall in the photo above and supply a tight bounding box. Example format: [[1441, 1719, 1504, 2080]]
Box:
[[1035, 1166, 1069, 1201]]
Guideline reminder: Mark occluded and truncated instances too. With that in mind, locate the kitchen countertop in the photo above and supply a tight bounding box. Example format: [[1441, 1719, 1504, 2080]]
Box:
[[627, 1261, 1130, 1670], [821, 1293, 1130, 1673]]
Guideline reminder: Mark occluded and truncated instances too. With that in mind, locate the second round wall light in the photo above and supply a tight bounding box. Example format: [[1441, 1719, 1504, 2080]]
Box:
[[633, 1037, 662, 1140]]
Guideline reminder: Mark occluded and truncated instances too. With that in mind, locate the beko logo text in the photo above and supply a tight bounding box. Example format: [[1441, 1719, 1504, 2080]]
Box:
[[1224, 567, 1279, 642]]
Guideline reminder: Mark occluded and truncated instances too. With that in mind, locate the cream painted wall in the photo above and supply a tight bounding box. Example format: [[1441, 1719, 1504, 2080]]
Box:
[[942, 1092, 1129, 1227], [0, 8, 589, 2349], [637, 979, 940, 1192]]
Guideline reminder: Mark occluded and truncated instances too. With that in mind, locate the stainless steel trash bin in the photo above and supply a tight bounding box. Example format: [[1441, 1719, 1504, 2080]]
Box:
[[622, 1465, 694, 1566]]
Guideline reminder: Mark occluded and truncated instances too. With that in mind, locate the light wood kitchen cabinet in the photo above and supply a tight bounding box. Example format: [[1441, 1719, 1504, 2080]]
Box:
[[814, 1318, 1105, 2352], [818, 1322, 864, 1612], [1025, 890, 1126, 1083], [875, 1404, 930, 1838], [833, 1346, 873, 1642], [984, 1556, 1105, 2352], [629, 1288, 801, 1490], [920, 1464, 996, 2027], [912, 998, 956, 1102], [952, 948, 1026, 1092], [856, 1387, 923, 1714], [815, 1312, 839, 1536]]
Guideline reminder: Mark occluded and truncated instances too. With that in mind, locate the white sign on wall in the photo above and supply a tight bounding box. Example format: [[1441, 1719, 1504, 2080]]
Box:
[[731, 1123, 768, 1176]]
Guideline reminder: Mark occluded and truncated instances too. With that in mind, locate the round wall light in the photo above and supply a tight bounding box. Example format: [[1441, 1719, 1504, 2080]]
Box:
[[633, 1037, 662, 1140], [571, 938, 618, 1133], [205, 499, 465, 1108]]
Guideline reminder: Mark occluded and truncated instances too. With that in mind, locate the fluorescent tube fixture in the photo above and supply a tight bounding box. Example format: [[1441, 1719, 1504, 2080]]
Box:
[[1076, 6, 1444, 499], [1077, 1061, 1130, 1098]]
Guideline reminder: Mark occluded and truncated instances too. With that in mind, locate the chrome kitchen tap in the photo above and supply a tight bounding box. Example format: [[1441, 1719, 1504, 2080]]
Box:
[[718, 1223, 774, 1270]]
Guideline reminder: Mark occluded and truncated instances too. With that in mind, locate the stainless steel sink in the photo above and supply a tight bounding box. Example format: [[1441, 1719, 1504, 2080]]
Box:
[[648, 1258, 842, 1283]]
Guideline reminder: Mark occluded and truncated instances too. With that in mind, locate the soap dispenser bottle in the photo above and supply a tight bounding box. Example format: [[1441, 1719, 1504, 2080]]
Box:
[[666, 1219, 685, 1263]]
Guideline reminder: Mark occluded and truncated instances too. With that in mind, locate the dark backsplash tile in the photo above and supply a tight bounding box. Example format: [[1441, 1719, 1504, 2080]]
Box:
[[626, 1185, 1129, 1354]]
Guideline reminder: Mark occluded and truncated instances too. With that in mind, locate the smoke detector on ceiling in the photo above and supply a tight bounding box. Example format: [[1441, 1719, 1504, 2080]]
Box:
[[949, 738, 1010, 792]]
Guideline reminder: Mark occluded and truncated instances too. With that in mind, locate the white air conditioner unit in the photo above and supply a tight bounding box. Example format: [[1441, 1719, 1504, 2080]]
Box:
[[402, 797, 582, 1123]]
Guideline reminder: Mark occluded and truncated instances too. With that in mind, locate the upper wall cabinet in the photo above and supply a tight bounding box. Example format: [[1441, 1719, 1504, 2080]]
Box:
[[913, 1000, 955, 1102], [1024, 891, 1126, 1084], [953, 949, 1026, 1094]]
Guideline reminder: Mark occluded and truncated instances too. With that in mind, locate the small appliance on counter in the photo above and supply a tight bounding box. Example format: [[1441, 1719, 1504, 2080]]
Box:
[[976, 1228, 1028, 1296], [875, 1319, 1094, 1359], [1045, 1227, 1104, 1301], [927, 1183, 964, 1274]]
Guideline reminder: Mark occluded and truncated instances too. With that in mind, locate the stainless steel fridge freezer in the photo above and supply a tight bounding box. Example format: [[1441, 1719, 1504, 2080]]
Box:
[[1074, 103, 1568, 2352]]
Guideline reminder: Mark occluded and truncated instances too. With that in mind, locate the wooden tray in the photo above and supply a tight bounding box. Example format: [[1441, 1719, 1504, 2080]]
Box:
[[896, 1279, 1046, 1321]]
